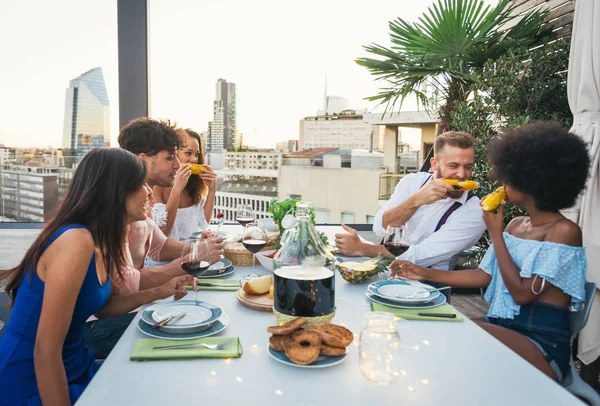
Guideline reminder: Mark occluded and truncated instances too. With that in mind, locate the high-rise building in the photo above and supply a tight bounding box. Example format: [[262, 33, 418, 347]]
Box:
[[62, 67, 110, 157], [209, 79, 237, 152], [0, 165, 59, 222]]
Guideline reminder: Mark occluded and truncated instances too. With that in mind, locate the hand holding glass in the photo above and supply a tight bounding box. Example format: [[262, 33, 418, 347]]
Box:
[[180, 239, 211, 305]]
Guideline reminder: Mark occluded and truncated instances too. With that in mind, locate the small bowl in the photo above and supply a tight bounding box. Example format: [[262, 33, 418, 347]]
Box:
[[256, 249, 277, 271], [258, 218, 279, 232], [337, 263, 379, 284]]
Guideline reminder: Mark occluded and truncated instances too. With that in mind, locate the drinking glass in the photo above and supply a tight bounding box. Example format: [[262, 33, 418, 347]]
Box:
[[180, 239, 211, 305], [359, 312, 402, 385], [384, 225, 409, 257], [236, 204, 255, 228], [242, 222, 268, 280]]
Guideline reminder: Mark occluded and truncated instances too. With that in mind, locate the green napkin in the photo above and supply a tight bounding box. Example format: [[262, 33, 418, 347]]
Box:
[[130, 336, 243, 361], [184, 279, 242, 291], [371, 302, 464, 322]]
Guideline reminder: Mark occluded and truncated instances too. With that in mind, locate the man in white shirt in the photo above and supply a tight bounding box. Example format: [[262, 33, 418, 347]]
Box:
[[335, 131, 485, 271]]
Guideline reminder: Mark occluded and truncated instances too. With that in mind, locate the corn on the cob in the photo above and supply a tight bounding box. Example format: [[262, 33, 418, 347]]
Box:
[[190, 164, 205, 175], [440, 179, 480, 191], [481, 186, 507, 211]]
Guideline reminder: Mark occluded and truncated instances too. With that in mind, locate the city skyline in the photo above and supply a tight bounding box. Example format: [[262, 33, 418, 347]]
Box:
[[0, 0, 498, 149]]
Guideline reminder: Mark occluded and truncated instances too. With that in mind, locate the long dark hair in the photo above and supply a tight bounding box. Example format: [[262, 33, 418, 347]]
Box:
[[182, 129, 207, 206], [0, 148, 147, 305]]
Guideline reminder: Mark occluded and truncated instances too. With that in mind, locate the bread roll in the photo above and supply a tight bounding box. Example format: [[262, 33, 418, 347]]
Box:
[[242, 275, 273, 295]]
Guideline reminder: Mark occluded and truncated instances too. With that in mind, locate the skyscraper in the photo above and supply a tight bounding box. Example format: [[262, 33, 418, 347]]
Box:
[[62, 67, 110, 157], [209, 79, 237, 151]]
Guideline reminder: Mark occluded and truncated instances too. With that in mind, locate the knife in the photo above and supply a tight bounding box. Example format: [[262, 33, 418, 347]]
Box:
[[196, 282, 241, 287], [151, 312, 186, 329], [392, 312, 457, 319], [417, 312, 456, 318]]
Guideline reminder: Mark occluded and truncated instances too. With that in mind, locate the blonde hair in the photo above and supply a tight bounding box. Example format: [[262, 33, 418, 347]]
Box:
[[434, 131, 475, 157]]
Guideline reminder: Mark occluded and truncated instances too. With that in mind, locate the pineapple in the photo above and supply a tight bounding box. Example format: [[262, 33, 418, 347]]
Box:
[[337, 255, 394, 283]]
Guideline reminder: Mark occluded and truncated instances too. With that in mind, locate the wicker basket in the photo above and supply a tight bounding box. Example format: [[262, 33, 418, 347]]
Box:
[[272, 308, 336, 327], [223, 242, 276, 266]]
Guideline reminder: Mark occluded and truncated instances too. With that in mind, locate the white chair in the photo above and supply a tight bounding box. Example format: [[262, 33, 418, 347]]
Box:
[[562, 282, 600, 405]]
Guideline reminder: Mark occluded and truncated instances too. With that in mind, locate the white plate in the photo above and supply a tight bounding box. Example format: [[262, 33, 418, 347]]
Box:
[[137, 314, 230, 340], [267, 345, 347, 368], [366, 290, 447, 309], [371, 280, 440, 304], [142, 300, 223, 333], [196, 266, 235, 279]]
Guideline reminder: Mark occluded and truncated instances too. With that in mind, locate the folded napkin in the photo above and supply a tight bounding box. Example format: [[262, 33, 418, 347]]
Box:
[[130, 336, 243, 361], [371, 302, 464, 322], [184, 279, 242, 291]]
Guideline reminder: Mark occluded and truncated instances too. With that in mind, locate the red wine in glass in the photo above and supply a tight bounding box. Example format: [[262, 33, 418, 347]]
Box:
[[181, 260, 210, 277], [384, 242, 410, 256], [242, 239, 267, 254], [237, 217, 254, 227]]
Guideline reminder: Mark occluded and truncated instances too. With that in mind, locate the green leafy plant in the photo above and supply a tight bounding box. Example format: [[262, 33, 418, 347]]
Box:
[[268, 197, 328, 248]]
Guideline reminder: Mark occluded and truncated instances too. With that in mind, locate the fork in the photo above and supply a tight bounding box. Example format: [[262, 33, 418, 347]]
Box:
[[152, 339, 234, 351], [396, 286, 451, 299]]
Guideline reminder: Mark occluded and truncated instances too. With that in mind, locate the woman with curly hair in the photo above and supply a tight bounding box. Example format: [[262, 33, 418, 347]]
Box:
[[152, 128, 217, 241], [391, 121, 590, 382]]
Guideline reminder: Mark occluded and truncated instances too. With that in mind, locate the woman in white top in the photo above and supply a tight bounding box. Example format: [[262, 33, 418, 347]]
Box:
[[153, 128, 217, 241]]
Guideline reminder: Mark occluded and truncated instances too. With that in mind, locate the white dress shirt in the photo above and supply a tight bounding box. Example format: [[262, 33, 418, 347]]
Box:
[[373, 172, 486, 270]]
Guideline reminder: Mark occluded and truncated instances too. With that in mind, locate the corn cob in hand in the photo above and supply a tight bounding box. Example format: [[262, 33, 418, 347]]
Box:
[[440, 179, 480, 191], [481, 186, 507, 212]]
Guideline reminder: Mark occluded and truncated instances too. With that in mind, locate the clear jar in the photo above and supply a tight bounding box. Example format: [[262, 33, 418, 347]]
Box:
[[359, 312, 402, 385]]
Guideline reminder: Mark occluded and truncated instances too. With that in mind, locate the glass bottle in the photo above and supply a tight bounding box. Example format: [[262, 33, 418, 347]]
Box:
[[272, 201, 336, 319], [359, 312, 402, 385]]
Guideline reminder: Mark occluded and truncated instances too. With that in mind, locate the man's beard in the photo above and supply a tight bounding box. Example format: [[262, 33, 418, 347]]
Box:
[[437, 168, 465, 199], [146, 172, 174, 188]]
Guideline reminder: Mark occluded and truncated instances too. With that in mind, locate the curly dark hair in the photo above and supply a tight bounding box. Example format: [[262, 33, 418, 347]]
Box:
[[179, 128, 207, 206], [487, 121, 590, 211], [118, 117, 184, 156]]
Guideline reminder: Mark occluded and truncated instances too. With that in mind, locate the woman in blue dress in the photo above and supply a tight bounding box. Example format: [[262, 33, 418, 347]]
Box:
[[0, 148, 193, 405], [391, 121, 590, 382]]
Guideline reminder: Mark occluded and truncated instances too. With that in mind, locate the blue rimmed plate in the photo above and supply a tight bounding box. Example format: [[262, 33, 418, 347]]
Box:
[[366, 289, 447, 309], [206, 259, 233, 273], [141, 300, 222, 333], [267, 345, 347, 368], [369, 280, 440, 304], [196, 265, 235, 279], [137, 313, 230, 340]]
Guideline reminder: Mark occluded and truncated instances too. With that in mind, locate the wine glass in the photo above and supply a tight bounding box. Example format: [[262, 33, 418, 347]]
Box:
[[384, 225, 409, 257], [180, 239, 211, 305], [242, 222, 268, 280], [236, 204, 255, 228]]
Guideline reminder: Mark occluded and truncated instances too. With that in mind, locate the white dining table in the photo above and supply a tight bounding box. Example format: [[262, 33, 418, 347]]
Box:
[[76, 225, 582, 406]]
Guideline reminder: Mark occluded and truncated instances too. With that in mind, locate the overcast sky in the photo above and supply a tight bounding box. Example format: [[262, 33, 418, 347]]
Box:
[[0, 0, 497, 149]]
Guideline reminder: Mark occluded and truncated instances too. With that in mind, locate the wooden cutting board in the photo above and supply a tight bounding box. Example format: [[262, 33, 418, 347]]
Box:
[[235, 289, 274, 312]]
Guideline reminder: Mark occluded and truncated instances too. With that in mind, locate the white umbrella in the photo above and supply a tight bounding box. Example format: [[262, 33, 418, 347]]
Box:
[[565, 0, 600, 365]]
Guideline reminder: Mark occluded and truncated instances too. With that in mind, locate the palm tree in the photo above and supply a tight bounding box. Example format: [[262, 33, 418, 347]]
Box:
[[356, 0, 550, 133]]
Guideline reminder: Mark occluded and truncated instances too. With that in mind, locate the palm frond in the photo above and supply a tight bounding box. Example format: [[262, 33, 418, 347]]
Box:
[[357, 0, 550, 120]]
